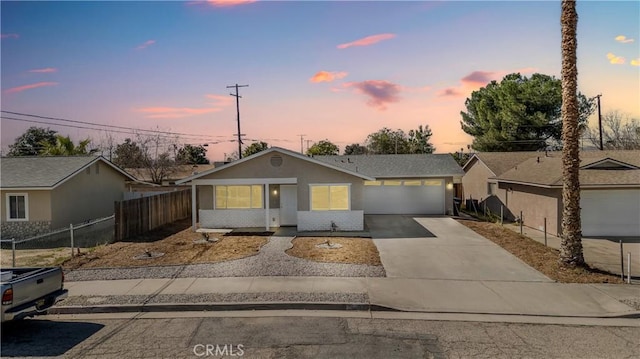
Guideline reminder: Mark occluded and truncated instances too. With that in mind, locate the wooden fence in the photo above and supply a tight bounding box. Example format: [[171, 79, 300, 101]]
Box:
[[115, 189, 191, 241]]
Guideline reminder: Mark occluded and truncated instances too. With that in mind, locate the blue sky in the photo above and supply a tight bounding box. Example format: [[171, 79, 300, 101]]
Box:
[[2, 1, 638, 159]]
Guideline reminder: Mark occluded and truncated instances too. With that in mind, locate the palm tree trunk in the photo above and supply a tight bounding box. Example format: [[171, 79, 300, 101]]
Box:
[[560, 0, 585, 266]]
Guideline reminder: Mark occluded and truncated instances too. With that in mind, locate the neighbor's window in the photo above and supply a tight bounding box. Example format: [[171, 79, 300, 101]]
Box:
[[215, 185, 263, 209], [383, 180, 402, 186], [6, 194, 28, 221], [310, 185, 349, 211], [423, 179, 443, 186], [364, 181, 382, 186], [403, 180, 422, 186]]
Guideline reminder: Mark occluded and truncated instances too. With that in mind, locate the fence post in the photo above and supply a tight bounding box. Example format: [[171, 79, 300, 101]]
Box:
[[544, 218, 547, 247], [520, 211, 523, 235], [620, 240, 624, 281], [11, 239, 16, 267], [70, 223, 75, 257], [628, 252, 631, 284], [500, 205, 503, 226]]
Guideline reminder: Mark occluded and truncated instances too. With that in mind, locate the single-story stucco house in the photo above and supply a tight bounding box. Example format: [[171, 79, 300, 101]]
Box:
[[0, 156, 136, 239], [177, 147, 464, 232], [465, 150, 640, 237], [462, 151, 545, 219]]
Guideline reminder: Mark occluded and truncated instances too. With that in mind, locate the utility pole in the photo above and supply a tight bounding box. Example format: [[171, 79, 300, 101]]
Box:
[[306, 139, 312, 152], [595, 94, 603, 150], [298, 134, 306, 154], [227, 84, 249, 158]]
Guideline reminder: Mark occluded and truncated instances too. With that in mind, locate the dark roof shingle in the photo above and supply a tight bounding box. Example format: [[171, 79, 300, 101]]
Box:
[[315, 154, 464, 178], [1, 156, 132, 188]]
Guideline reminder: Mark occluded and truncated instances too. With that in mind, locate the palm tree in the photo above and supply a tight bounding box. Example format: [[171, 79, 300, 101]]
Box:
[[559, 0, 585, 266], [40, 135, 94, 156]]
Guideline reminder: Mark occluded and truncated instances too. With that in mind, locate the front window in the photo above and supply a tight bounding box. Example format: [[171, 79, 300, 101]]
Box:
[[6, 194, 28, 221], [310, 185, 349, 211], [215, 185, 263, 209]]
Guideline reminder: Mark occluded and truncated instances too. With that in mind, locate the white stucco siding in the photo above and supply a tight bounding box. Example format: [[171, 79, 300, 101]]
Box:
[[297, 210, 364, 231], [199, 209, 280, 228]]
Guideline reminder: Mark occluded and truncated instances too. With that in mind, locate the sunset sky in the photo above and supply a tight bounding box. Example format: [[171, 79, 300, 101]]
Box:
[[1, 1, 638, 161]]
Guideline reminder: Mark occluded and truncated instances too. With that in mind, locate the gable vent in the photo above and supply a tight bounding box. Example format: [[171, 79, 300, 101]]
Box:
[[270, 155, 283, 167]]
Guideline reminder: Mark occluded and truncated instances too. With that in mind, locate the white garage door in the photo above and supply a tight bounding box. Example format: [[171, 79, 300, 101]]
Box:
[[364, 179, 445, 215], [581, 189, 640, 237]]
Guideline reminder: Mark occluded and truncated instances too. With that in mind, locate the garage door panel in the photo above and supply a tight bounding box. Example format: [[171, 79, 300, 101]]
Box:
[[581, 189, 640, 237], [364, 184, 444, 215]]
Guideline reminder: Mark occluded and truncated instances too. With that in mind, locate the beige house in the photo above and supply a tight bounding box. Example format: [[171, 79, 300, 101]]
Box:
[[177, 147, 464, 232], [0, 156, 135, 239], [494, 151, 640, 237], [462, 152, 542, 219]]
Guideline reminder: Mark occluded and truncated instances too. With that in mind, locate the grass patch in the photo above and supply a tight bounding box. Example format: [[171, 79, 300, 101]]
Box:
[[458, 219, 623, 284]]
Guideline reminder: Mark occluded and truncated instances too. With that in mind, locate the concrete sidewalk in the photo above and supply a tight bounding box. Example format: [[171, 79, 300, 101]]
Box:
[[505, 223, 640, 278], [57, 276, 640, 319]]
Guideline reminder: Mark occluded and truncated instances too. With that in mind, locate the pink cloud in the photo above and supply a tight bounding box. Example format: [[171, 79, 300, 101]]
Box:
[[136, 40, 156, 50], [188, 0, 256, 7], [28, 67, 58, 73], [344, 80, 401, 110], [3, 82, 58, 94], [337, 33, 396, 49], [205, 94, 235, 106], [135, 106, 222, 119], [460, 71, 495, 87], [438, 67, 537, 97], [309, 71, 348, 83], [1, 33, 19, 39], [607, 52, 625, 65], [615, 35, 634, 44], [437, 88, 463, 97]]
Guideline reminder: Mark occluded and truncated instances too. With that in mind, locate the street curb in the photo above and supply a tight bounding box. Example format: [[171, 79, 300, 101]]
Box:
[[48, 302, 640, 319], [48, 302, 399, 315]]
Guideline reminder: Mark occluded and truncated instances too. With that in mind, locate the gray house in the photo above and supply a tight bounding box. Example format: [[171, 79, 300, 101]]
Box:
[[177, 147, 464, 232], [0, 156, 135, 239]]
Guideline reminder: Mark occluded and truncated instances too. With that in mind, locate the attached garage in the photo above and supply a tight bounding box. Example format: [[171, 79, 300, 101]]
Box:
[[581, 189, 640, 237], [364, 179, 445, 215], [316, 154, 464, 217]]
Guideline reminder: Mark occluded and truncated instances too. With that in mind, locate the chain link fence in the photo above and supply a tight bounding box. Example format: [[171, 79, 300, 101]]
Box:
[[1, 215, 114, 267]]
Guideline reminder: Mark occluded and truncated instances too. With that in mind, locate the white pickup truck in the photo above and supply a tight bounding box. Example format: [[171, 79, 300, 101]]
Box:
[[1, 267, 68, 322]]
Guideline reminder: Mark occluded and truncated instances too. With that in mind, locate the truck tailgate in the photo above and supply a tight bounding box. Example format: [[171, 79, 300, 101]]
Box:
[[9, 268, 64, 308]]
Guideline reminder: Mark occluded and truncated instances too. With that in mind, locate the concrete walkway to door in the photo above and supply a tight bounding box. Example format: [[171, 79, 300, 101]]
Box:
[[373, 217, 552, 282]]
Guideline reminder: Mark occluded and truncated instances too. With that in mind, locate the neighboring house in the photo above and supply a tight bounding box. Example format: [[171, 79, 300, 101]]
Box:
[[177, 147, 464, 232], [493, 151, 640, 237], [462, 152, 543, 219], [0, 156, 136, 239]]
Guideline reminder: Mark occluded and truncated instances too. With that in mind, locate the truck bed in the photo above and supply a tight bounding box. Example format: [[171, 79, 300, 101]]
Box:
[[1, 267, 68, 322]]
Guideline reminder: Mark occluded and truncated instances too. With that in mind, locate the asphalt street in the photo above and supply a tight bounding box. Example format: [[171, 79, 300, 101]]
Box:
[[2, 313, 638, 358]]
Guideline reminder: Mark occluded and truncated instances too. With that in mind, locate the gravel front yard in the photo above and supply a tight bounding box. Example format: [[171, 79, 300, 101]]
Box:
[[65, 237, 385, 281]]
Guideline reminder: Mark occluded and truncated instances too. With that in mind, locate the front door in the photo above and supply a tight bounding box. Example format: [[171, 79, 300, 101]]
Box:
[[280, 185, 297, 226]]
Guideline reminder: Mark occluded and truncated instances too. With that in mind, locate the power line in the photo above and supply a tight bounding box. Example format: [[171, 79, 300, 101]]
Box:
[[0, 116, 231, 143], [0, 110, 230, 139]]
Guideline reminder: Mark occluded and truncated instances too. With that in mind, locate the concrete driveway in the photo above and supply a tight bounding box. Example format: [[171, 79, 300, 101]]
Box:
[[365, 215, 434, 239], [373, 217, 552, 282]]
